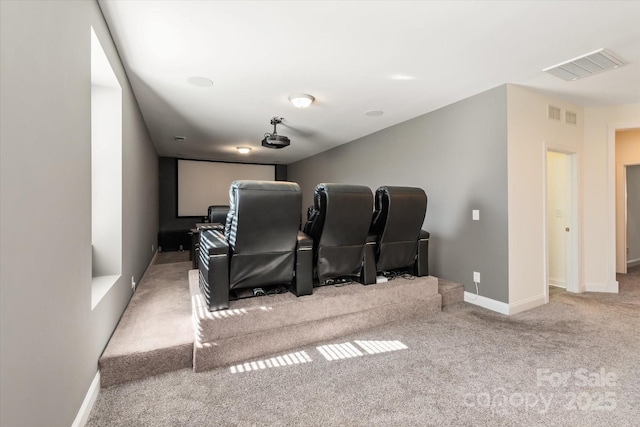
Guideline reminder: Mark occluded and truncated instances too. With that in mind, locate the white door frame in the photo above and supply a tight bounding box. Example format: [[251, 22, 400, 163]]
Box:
[[608, 122, 640, 289], [543, 143, 580, 303], [617, 162, 640, 273]]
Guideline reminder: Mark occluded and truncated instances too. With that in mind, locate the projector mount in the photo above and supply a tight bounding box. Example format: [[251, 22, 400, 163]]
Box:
[[261, 116, 291, 149], [269, 116, 283, 134]]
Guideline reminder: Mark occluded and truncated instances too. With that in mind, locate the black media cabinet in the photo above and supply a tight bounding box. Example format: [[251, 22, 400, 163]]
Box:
[[158, 230, 192, 252]]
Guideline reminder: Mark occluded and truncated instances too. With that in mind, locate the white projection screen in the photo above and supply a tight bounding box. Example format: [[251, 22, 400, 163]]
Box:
[[177, 160, 275, 216]]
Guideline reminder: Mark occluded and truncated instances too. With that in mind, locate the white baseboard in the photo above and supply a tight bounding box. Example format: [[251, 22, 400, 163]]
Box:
[[585, 281, 619, 293], [627, 258, 640, 268], [71, 371, 100, 427], [464, 292, 546, 315], [548, 277, 566, 288], [508, 294, 546, 315], [464, 292, 509, 315]]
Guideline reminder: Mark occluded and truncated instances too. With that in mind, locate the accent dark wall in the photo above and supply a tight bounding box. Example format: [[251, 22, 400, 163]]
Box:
[[159, 157, 199, 232], [276, 164, 287, 181]]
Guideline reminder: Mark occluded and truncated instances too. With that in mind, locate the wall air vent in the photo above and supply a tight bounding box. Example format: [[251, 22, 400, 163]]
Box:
[[543, 48, 626, 81], [548, 105, 561, 121], [565, 110, 577, 125]]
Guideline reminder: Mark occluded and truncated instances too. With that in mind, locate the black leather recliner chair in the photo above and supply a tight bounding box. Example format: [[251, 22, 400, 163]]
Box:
[[362, 186, 429, 283], [191, 206, 230, 269], [207, 205, 229, 225], [198, 180, 313, 311], [305, 183, 375, 285]]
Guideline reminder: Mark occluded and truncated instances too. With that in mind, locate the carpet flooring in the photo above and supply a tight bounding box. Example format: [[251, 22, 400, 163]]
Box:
[[154, 250, 191, 264], [87, 267, 640, 426]]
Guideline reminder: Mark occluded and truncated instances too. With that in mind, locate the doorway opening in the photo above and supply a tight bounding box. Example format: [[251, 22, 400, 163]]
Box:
[[615, 129, 640, 275], [545, 149, 579, 302], [625, 165, 640, 271]]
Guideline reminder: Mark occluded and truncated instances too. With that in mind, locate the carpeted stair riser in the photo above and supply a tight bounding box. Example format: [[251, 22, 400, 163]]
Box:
[[191, 272, 438, 343], [194, 295, 441, 372], [191, 273, 441, 372], [100, 344, 193, 387]]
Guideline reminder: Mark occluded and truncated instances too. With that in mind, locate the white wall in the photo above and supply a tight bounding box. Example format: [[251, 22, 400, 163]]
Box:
[[0, 1, 158, 426], [506, 85, 583, 311], [583, 104, 640, 291], [615, 130, 640, 271]]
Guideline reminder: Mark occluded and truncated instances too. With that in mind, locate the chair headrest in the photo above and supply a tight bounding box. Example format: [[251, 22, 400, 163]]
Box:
[[310, 183, 373, 247], [226, 180, 302, 253], [207, 205, 229, 224], [372, 186, 427, 242]]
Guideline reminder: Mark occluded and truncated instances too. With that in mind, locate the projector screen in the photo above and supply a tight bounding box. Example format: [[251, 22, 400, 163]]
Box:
[[177, 159, 275, 216]]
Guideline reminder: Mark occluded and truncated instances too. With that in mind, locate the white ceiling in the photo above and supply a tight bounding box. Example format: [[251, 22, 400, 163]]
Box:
[[98, 0, 640, 165]]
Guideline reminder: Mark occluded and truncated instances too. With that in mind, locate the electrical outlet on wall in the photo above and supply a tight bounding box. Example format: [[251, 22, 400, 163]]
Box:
[[131, 275, 136, 291], [473, 271, 481, 283], [152, 244, 155, 252]]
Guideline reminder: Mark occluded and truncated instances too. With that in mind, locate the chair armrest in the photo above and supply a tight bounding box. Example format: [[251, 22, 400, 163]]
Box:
[[197, 223, 225, 233], [414, 229, 430, 277], [293, 231, 313, 296], [296, 230, 313, 250], [361, 233, 377, 285], [198, 230, 230, 311]]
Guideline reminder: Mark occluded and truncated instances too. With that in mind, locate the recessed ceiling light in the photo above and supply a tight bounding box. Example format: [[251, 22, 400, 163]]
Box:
[[365, 110, 383, 117], [174, 136, 187, 142], [390, 74, 416, 81], [236, 147, 251, 154], [289, 93, 315, 108], [187, 76, 214, 87]]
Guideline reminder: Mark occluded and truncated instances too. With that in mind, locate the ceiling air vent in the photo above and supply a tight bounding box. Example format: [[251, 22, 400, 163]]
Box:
[[548, 105, 561, 121], [543, 48, 626, 81], [565, 110, 577, 125]]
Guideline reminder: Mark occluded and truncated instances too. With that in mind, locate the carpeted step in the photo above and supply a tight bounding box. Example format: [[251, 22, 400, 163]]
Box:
[[99, 262, 463, 386], [190, 271, 442, 372], [437, 278, 464, 307], [100, 344, 193, 388], [98, 260, 194, 387]]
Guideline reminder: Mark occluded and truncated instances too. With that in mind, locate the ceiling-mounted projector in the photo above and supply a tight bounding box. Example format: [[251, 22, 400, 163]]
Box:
[[261, 116, 290, 149]]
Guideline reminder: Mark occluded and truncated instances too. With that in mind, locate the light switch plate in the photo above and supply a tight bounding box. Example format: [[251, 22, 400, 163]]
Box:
[[472, 210, 480, 221]]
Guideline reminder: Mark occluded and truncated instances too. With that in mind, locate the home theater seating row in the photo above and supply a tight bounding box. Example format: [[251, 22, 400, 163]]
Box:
[[198, 180, 430, 311]]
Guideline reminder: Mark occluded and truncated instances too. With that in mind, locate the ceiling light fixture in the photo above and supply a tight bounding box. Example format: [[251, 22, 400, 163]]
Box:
[[236, 147, 251, 154], [390, 74, 416, 81], [187, 76, 214, 87], [261, 117, 290, 149], [288, 93, 315, 109]]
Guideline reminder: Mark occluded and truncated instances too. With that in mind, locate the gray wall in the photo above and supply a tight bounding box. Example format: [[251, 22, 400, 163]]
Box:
[[0, 1, 158, 426], [289, 86, 509, 302]]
